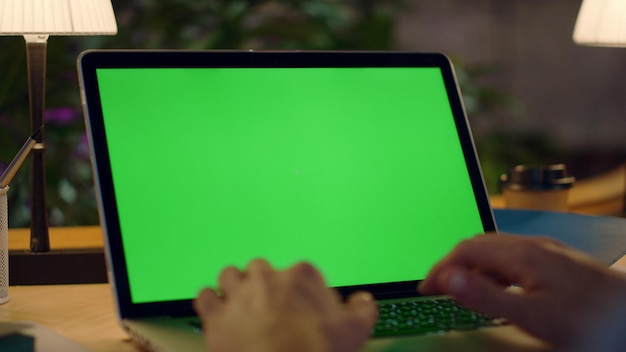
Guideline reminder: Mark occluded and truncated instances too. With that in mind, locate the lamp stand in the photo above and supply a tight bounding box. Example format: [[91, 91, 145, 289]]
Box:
[[24, 34, 50, 253]]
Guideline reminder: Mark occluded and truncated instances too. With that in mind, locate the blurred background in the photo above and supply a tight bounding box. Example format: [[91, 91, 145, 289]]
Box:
[[1, 0, 625, 228]]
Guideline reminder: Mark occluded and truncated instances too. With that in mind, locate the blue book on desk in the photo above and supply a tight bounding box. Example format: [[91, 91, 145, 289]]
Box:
[[494, 209, 626, 266]]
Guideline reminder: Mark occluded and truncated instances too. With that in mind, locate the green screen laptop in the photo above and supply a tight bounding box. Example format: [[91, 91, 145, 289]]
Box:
[[78, 50, 506, 352]]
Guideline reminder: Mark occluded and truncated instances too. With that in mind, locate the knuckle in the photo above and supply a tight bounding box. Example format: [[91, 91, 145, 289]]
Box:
[[291, 261, 318, 277]]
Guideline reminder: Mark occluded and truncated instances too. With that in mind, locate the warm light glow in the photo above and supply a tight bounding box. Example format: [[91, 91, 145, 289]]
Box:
[[0, 0, 117, 35], [573, 0, 626, 47]]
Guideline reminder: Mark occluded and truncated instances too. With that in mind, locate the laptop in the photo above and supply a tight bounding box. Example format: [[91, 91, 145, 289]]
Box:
[[78, 50, 545, 351]]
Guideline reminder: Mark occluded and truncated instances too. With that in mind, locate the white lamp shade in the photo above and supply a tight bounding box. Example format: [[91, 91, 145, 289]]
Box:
[[573, 0, 626, 47], [0, 0, 117, 35]]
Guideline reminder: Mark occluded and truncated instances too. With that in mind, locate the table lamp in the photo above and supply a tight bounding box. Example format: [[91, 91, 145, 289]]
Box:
[[573, 0, 626, 47], [573, 0, 626, 215], [0, 0, 117, 252]]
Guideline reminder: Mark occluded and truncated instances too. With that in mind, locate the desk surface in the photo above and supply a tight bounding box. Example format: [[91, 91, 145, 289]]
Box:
[[8, 226, 104, 251], [0, 284, 134, 352]]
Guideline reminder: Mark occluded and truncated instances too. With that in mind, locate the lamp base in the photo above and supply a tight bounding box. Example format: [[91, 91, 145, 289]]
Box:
[[8, 249, 106, 285]]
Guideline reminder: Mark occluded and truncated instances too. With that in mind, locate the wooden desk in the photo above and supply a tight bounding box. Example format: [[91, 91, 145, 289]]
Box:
[[8, 226, 103, 250], [0, 284, 135, 352]]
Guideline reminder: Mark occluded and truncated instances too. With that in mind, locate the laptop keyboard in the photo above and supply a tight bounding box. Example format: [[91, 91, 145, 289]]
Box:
[[188, 297, 506, 338], [373, 298, 507, 337]]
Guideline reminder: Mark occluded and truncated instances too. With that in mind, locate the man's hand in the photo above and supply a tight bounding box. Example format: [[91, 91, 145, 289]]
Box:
[[419, 234, 626, 348], [194, 259, 377, 352]]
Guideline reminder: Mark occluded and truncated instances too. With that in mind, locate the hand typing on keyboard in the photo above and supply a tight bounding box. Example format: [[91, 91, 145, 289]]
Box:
[[420, 234, 626, 351], [193, 259, 377, 352]]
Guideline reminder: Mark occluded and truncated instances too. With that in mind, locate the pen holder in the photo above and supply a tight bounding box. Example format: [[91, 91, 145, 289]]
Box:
[[0, 186, 9, 304]]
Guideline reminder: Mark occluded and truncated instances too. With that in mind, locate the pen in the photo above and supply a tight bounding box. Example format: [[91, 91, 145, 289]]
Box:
[[0, 127, 42, 188]]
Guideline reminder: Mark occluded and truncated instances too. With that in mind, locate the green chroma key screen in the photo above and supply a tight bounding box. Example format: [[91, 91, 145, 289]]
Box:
[[96, 66, 484, 304]]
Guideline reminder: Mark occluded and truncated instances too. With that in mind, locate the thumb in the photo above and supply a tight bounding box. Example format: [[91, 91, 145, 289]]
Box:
[[346, 291, 378, 330], [194, 288, 223, 321]]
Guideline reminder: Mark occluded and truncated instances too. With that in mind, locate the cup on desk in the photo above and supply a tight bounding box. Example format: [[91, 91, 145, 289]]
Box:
[[500, 164, 575, 212], [0, 186, 9, 304]]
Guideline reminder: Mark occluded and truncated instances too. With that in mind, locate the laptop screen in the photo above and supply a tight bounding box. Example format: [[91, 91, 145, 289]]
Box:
[[79, 51, 495, 310]]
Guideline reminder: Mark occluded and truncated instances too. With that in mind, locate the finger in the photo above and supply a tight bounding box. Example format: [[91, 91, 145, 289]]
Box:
[[436, 267, 528, 321], [346, 291, 378, 329], [421, 235, 561, 294], [289, 262, 327, 286], [246, 258, 274, 278], [218, 266, 244, 294], [286, 262, 337, 308], [328, 286, 343, 304], [193, 288, 223, 321]]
